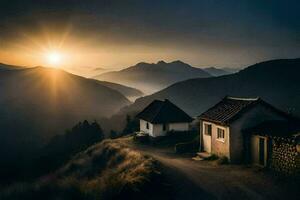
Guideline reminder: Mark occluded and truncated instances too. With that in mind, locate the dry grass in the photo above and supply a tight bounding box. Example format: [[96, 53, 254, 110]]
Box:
[[0, 139, 170, 200]]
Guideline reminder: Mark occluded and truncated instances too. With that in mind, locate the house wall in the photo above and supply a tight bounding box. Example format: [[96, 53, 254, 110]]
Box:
[[140, 119, 154, 136], [140, 120, 189, 137], [169, 123, 189, 131], [152, 124, 164, 137], [201, 120, 230, 158], [230, 104, 289, 163]]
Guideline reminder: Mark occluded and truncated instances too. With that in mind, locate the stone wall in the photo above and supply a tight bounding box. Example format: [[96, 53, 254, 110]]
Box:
[[270, 136, 299, 175]]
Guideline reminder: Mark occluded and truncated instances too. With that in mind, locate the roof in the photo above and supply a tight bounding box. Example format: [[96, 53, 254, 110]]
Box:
[[136, 99, 193, 124], [244, 120, 300, 137], [199, 96, 290, 125]]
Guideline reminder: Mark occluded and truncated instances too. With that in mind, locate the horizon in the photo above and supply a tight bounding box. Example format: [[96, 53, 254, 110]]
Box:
[[1, 0, 299, 75]]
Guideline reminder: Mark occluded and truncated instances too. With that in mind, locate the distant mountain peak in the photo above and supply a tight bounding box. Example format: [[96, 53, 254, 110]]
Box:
[[135, 62, 149, 67], [157, 60, 166, 64], [94, 60, 212, 94], [170, 60, 186, 65]]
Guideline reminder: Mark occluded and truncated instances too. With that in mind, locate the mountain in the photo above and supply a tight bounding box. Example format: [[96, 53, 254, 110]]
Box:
[[112, 58, 300, 131], [0, 66, 131, 177], [221, 67, 241, 74], [203, 67, 233, 76], [93, 60, 212, 94], [0, 63, 25, 71], [93, 80, 143, 101], [0, 66, 131, 138]]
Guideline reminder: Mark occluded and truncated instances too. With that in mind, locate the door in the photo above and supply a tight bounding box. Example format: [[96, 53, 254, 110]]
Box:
[[251, 136, 267, 166], [203, 123, 212, 153], [259, 138, 265, 166]]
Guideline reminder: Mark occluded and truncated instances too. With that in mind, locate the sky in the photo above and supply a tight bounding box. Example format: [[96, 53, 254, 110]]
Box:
[[0, 0, 299, 73]]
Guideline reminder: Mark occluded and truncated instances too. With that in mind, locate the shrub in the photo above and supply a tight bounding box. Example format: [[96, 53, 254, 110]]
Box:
[[133, 133, 149, 144], [175, 135, 199, 154], [36, 120, 104, 175], [152, 131, 198, 147], [216, 156, 229, 165], [122, 115, 139, 136]]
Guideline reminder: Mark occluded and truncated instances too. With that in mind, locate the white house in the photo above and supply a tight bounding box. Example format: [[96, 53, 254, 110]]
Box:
[[198, 96, 292, 164], [136, 99, 193, 137]]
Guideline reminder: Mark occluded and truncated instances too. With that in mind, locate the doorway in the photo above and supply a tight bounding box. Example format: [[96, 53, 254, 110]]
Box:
[[251, 135, 268, 166], [259, 137, 265, 165]]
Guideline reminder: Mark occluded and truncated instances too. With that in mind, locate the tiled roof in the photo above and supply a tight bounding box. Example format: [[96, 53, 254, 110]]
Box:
[[199, 96, 272, 125], [136, 99, 193, 124]]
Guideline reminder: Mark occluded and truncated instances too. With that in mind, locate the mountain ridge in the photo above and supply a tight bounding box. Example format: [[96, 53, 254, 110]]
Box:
[[93, 60, 212, 94], [203, 67, 233, 76], [0, 66, 132, 173], [108, 58, 300, 132]]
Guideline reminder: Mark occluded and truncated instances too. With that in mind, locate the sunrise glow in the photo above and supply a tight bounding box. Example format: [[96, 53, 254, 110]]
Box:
[[45, 52, 63, 67]]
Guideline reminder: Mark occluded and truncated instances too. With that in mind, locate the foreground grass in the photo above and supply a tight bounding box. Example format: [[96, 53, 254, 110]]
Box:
[[0, 139, 170, 200]]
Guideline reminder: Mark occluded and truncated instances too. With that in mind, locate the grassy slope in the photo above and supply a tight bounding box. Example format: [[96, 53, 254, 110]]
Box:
[[0, 139, 170, 200]]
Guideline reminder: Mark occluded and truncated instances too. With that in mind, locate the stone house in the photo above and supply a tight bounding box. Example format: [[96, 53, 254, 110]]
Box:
[[136, 99, 193, 137], [245, 120, 299, 173], [198, 96, 293, 164]]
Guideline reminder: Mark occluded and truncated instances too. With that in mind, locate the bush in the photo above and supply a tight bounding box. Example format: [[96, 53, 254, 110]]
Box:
[[152, 131, 198, 147], [122, 115, 139, 136], [204, 154, 218, 161], [216, 156, 229, 165], [36, 120, 104, 175], [133, 133, 149, 144], [175, 135, 199, 154]]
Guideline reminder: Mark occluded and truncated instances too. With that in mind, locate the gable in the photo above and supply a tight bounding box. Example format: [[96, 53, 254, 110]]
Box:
[[136, 99, 193, 124]]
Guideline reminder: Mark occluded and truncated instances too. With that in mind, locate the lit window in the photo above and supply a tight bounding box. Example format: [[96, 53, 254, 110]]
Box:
[[217, 128, 225, 141], [204, 124, 212, 135]]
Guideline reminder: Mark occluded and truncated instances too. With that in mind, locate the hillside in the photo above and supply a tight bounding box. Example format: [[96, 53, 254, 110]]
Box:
[[0, 63, 25, 71], [0, 139, 169, 200], [111, 58, 300, 131], [93, 60, 211, 94], [203, 67, 233, 76], [0, 66, 131, 178], [94, 80, 143, 101]]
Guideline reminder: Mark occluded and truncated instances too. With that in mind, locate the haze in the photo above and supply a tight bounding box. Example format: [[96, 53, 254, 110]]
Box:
[[0, 0, 299, 74]]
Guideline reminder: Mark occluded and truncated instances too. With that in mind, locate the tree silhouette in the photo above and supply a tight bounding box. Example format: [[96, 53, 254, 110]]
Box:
[[122, 115, 139, 135], [37, 120, 104, 174]]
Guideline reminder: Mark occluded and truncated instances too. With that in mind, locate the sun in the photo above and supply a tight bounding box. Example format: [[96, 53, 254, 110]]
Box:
[[46, 51, 63, 67]]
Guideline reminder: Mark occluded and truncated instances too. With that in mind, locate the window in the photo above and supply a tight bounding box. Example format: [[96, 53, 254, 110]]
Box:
[[204, 124, 212, 135], [217, 128, 225, 141], [163, 124, 167, 131], [146, 122, 149, 129]]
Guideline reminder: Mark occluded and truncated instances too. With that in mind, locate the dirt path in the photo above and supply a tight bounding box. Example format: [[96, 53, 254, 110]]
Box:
[[123, 140, 299, 200]]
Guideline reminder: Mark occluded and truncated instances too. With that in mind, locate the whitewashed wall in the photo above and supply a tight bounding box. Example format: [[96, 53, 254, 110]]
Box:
[[140, 119, 153, 136], [140, 120, 190, 137], [169, 123, 189, 131]]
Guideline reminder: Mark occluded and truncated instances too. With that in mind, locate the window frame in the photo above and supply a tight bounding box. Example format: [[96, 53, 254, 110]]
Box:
[[216, 127, 225, 142], [204, 123, 212, 136]]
